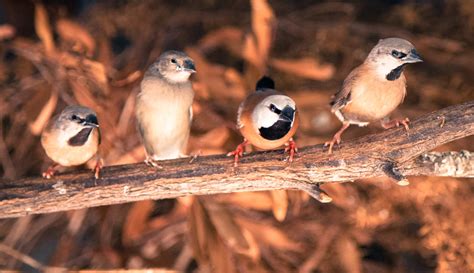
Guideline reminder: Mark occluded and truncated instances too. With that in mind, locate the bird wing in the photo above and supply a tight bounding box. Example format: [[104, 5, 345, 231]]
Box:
[[330, 66, 361, 112], [236, 101, 246, 129], [189, 106, 193, 122]]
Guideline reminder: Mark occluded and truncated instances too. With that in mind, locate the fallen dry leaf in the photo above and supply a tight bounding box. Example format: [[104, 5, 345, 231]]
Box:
[[0, 24, 15, 40], [28, 89, 58, 136], [204, 199, 260, 259], [242, 0, 276, 72], [187, 48, 247, 101], [82, 59, 110, 95], [335, 235, 362, 273], [56, 19, 96, 56], [270, 57, 335, 81], [34, 3, 55, 54], [198, 27, 244, 57], [236, 217, 301, 252], [122, 200, 154, 246], [214, 192, 274, 211], [188, 198, 237, 273], [270, 190, 288, 222]]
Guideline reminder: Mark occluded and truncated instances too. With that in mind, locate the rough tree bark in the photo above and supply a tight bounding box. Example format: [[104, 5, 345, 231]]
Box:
[[0, 101, 472, 219]]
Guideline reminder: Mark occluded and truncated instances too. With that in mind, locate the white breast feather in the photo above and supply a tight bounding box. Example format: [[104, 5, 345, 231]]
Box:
[[252, 95, 296, 130]]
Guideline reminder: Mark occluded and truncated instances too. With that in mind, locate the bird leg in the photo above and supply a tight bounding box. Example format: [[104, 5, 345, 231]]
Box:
[[93, 157, 103, 179], [324, 122, 350, 154], [42, 163, 59, 179], [284, 138, 298, 163], [227, 139, 248, 167], [381, 117, 410, 131]]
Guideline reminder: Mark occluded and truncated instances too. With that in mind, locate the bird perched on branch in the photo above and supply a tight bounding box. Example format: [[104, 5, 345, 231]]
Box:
[[136, 50, 196, 167], [228, 76, 299, 166], [325, 37, 423, 153], [41, 105, 102, 179]]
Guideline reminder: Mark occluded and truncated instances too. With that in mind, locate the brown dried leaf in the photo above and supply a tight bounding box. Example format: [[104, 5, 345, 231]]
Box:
[[236, 217, 301, 252], [188, 198, 236, 273], [69, 79, 99, 108], [214, 192, 273, 211], [198, 26, 244, 57], [270, 190, 288, 222], [122, 200, 154, 246], [82, 59, 110, 94], [270, 57, 335, 81], [242, 0, 276, 72], [187, 48, 246, 101], [28, 89, 58, 136], [34, 3, 55, 54], [0, 24, 15, 40], [204, 199, 260, 260], [56, 19, 96, 56], [251, 0, 275, 58], [58, 52, 109, 95], [335, 235, 362, 273], [148, 202, 188, 230], [112, 70, 142, 87], [242, 34, 259, 68], [188, 198, 209, 263]]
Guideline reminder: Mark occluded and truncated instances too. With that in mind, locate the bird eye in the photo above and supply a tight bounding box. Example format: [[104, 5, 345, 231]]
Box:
[[391, 50, 407, 59], [269, 104, 276, 112], [71, 114, 80, 122], [170, 58, 177, 64]]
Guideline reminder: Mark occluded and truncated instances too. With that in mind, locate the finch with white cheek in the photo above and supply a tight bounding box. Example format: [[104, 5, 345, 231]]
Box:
[[325, 37, 423, 154], [136, 50, 196, 167], [41, 105, 102, 179], [228, 76, 299, 166]]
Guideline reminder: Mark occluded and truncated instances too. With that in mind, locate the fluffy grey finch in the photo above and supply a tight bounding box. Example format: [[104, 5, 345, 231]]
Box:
[[136, 50, 196, 167], [41, 105, 101, 178]]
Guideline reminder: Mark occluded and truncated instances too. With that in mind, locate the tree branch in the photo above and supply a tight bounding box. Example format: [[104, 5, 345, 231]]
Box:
[[0, 101, 473, 219]]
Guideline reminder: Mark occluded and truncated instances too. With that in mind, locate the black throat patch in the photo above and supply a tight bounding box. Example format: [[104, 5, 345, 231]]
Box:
[[68, 128, 94, 146], [259, 120, 292, 140], [386, 65, 405, 81]]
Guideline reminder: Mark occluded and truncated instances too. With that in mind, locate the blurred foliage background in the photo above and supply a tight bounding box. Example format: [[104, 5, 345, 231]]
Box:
[[0, 0, 473, 272]]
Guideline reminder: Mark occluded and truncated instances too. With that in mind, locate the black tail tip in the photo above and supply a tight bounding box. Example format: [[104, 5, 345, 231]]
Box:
[[256, 76, 275, 91]]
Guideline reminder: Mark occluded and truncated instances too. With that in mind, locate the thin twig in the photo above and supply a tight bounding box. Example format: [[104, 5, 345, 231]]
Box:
[[0, 242, 45, 271]]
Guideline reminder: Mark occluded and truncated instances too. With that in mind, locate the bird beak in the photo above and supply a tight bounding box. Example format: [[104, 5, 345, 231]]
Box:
[[181, 59, 196, 73], [83, 114, 99, 128], [404, 49, 423, 63], [279, 106, 295, 123]]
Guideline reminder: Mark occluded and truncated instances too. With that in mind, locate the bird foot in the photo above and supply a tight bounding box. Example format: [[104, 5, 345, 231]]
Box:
[[188, 150, 202, 163], [94, 158, 103, 179], [324, 136, 340, 155], [42, 165, 57, 179], [284, 139, 298, 163], [144, 157, 163, 169], [227, 140, 248, 167], [324, 123, 350, 154], [381, 117, 410, 131]]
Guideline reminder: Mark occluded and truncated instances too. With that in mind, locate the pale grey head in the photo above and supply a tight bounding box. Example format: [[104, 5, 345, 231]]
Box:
[[366, 37, 423, 80], [54, 105, 99, 131], [145, 50, 196, 84]]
